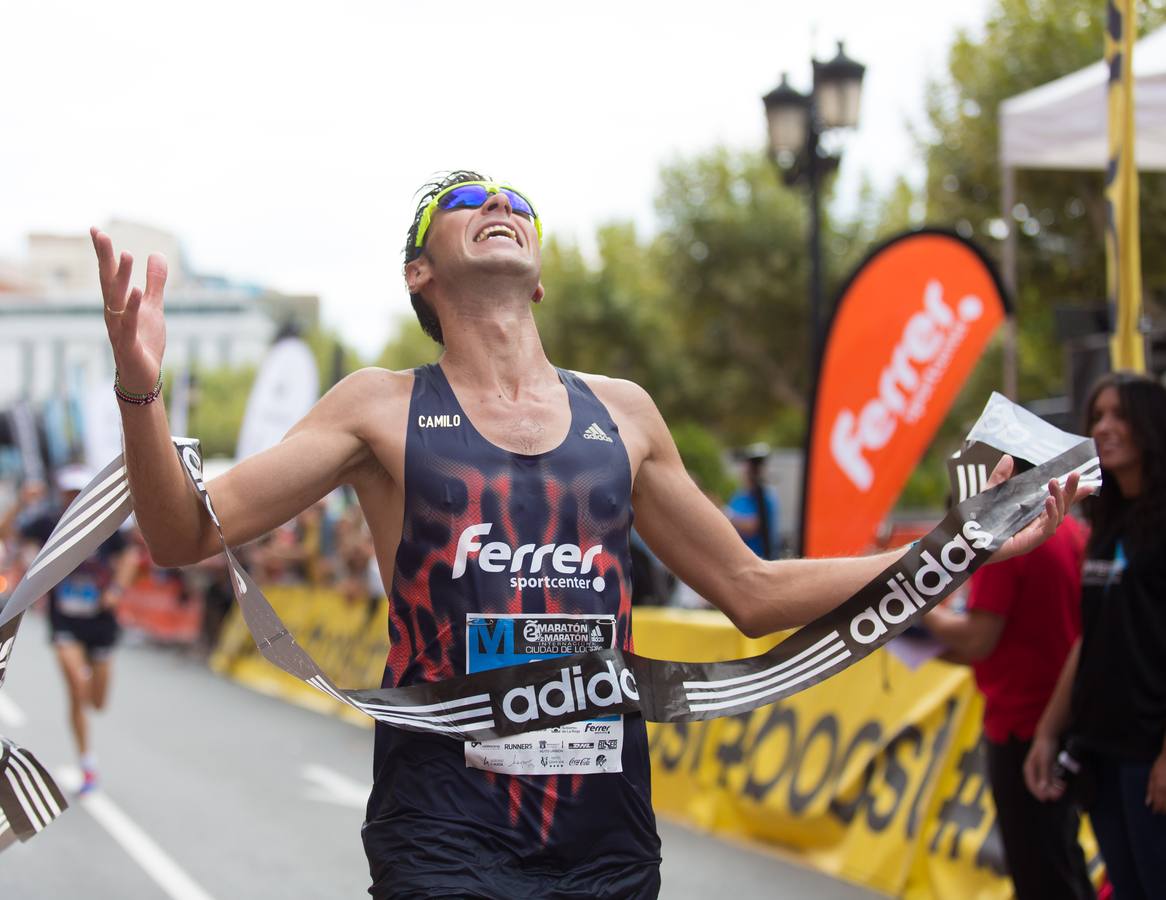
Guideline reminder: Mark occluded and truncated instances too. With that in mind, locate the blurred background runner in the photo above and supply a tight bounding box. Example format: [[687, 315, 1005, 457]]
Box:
[[1, 466, 139, 793]]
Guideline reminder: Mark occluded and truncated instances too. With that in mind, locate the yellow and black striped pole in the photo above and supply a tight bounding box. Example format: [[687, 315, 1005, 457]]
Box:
[[1106, 0, 1146, 372]]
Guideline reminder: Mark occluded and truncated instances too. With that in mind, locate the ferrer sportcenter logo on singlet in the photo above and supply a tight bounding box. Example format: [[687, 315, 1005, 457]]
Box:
[[452, 523, 606, 592]]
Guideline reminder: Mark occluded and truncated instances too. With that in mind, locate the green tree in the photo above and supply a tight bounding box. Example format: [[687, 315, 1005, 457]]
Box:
[[306, 327, 364, 389], [669, 421, 736, 503], [652, 149, 828, 443], [848, 175, 923, 251], [536, 225, 680, 407], [877, 0, 1166, 512], [922, 0, 1166, 402], [184, 326, 367, 458], [376, 315, 441, 371], [188, 364, 255, 457]]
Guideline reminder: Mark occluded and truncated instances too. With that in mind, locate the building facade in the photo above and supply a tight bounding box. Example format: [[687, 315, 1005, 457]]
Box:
[[0, 221, 317, 407]]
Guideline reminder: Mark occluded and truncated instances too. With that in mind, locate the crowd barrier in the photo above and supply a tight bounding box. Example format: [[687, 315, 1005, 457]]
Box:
[[211, 593, 1102, 898], [116, 573, 201, 643], [211, 586, 389, 726]]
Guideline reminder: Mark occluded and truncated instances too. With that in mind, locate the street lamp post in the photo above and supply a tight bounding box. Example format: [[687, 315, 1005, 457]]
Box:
[[762, 42, 866, 380]]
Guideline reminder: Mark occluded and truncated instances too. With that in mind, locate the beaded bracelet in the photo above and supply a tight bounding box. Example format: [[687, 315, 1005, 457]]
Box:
[[114, 369, 163, 406]]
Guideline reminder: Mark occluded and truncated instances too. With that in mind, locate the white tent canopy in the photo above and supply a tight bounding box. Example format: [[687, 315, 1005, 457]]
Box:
[[1000, 25, 1166, 172], [994, 27, 1166, 396]]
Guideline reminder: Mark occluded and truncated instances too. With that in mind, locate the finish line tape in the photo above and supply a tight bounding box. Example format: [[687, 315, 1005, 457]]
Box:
[[0, 395, 1099, 748]]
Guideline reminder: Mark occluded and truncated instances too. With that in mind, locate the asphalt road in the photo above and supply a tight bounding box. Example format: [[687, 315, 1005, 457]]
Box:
[[0, 613, 878, 899]]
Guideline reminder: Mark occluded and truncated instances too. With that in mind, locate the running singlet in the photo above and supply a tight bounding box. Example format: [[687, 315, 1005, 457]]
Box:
[[21, 512, 124, 646], [362, 364, 661, 900]]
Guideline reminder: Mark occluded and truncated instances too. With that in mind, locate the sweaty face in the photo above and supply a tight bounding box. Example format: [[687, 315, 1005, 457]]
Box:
[[1090, 386, 1141, 477], [426, 188, 541, 275]]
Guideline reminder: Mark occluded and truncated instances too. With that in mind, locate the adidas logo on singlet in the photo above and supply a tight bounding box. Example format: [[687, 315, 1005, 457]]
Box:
[[583, 423, 612, 443]]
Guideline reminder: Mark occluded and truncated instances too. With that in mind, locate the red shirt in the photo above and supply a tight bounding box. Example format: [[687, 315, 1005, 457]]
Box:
[[967, 516, 1084, 742]]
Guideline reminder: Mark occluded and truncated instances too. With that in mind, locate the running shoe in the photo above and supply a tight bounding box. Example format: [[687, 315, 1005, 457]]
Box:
[[78, 766, 98, 795]]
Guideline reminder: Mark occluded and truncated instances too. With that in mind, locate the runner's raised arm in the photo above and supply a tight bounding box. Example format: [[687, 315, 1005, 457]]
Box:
[[91, 228, 376, 566]]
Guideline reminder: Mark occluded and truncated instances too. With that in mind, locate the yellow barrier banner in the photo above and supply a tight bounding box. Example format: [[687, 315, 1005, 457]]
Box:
[[639, 608, 976, 894], [634, 608, 1101, 898], [903, 691, 1010, 899], [211, 586, 388, 726], [906, 691, 1104, 899]]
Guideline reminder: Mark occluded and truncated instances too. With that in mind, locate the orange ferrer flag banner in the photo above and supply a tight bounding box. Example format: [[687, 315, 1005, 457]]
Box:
[[803, 231, 1008, 558]]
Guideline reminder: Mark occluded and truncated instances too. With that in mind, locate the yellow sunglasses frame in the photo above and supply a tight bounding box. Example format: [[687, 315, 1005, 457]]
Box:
[[414, 181, 542, 249]]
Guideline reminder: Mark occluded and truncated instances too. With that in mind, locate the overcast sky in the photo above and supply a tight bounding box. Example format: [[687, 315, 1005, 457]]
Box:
[[2, 0, 994, 358]]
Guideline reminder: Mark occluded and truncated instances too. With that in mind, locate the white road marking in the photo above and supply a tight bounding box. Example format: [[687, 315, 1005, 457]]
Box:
[[58, 766, 216, 900], [0, 693, 27, 728], [300, 764, 368, 809]]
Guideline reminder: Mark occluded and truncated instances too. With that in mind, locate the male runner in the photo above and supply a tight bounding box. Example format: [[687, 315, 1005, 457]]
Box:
[[4, 467, 139, 794], [91, 171, 1077, 898]]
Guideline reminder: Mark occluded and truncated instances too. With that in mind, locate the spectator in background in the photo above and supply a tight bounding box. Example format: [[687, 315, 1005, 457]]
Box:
[[335, 504, 377, 610], [725, 443, 780, 559], [3, 466, 139, 794], [628, 529, 675, 606], [187, 552, 236, 657], [924, 509, 1093, 899], [1026, 372, 1166, 898], [296, 498, 337, 588], [0, 480, 49, 557], [251, 519, 311, 584]]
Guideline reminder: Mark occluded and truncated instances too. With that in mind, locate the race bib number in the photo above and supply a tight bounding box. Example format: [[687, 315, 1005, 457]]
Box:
[[464, 614, 623, 775], [56, 577, 101, 618]]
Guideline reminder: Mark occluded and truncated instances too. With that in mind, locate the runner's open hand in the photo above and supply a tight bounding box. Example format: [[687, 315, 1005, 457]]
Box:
[[91, 227, 168, 394], [985, 455, 1084, 563]]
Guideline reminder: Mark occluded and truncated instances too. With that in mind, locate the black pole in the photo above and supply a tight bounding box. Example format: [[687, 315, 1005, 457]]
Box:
[[795, 120, 825, 557], [806, 123, 824, 379]]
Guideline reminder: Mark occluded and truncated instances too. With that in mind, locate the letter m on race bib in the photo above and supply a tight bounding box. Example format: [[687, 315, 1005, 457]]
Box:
[[467, 617, 516, 672]]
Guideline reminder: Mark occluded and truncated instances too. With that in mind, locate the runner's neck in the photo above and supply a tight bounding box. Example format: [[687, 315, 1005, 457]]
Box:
[[439, 314, 558, 402]]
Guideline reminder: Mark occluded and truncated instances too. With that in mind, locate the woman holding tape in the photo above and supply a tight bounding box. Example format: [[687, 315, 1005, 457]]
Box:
[[1025, 372, 1166, 897], [91, 171, 1081, 899]]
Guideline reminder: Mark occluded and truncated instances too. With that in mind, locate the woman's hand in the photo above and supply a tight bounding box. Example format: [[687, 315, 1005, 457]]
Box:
[[987, 455, 1085, 563], [1024, 733, 1066, 802], [1147, 750, 1166, 814]]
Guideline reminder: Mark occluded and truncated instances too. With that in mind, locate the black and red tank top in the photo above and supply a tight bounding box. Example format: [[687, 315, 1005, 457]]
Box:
[[362, 363, 661, 900]]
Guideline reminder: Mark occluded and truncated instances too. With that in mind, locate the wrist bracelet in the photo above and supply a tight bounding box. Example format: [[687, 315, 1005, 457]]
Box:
[[114, 369, 163, 406]]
